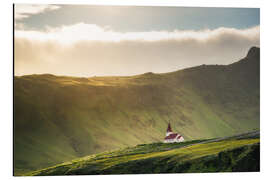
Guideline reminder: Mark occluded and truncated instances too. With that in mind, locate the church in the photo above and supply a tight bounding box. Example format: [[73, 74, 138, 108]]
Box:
[[164, 122, 184, 143]]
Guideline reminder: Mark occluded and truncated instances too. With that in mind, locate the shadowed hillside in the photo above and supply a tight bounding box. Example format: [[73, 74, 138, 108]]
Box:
[[14, 47, 260, 175]]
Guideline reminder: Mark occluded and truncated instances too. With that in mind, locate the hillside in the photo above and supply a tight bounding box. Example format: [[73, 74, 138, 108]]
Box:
[[14, 47, 260, 175], [28, 131, 260, 175]]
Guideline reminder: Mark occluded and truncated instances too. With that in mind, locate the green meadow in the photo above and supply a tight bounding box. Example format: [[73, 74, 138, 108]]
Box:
[[27, 132, 259, 175], [14, 47, 260, 175]]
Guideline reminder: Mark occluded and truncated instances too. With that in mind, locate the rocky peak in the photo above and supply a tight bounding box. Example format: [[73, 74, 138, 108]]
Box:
[[246, 47, 260, 59]]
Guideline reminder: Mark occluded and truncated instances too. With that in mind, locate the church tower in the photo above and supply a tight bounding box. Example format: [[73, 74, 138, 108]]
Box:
[[166, 122, 173, 136]]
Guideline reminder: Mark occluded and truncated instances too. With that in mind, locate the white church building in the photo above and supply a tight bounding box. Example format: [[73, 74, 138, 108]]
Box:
[[164, 122, 184, 143]]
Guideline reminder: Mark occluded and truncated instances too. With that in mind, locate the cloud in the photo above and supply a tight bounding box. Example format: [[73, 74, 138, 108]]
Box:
[[15, 4, 61, 20], [15, 23, 259, 43], [14, 24, 260, 77]]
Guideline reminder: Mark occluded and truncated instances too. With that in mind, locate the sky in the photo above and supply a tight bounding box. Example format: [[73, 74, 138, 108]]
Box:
[[14, 4, 260, 77]]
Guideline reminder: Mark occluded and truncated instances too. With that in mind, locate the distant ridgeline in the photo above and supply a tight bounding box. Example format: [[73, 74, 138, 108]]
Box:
[[14, 47, 260, 175]]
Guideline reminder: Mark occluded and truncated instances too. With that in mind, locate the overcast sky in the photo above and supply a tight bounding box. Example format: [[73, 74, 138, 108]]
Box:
[[14, 4, 260, 77]]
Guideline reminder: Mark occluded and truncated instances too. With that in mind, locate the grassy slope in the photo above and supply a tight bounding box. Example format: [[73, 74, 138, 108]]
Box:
[[28, 132, 260, 175], [14, 47, 260, 175]]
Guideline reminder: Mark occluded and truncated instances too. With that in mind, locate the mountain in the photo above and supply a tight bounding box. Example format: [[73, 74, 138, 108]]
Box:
[[14, 47, 260, 175]]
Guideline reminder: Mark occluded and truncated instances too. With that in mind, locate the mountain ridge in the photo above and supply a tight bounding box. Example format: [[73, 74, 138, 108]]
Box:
[[15, 46, 260, 79]]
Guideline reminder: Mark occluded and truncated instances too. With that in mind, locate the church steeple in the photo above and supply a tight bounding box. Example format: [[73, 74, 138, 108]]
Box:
[[166, 122, 173, 136], [167, 122, 172, 132]]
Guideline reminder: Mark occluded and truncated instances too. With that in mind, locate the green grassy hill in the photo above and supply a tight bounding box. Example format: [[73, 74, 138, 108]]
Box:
[[14, 47, 260, 175], [28, 131, 260, 175]]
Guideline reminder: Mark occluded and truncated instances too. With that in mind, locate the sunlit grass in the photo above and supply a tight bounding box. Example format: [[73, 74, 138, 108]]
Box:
[[26, 136, 259, 176]]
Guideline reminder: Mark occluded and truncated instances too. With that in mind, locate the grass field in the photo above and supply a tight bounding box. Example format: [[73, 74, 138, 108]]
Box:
[[26, 131, 259, 175]]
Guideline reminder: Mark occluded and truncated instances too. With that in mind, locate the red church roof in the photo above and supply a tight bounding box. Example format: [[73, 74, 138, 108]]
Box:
[[167, 123, 172, 132], [164, 133, 181, 140]]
